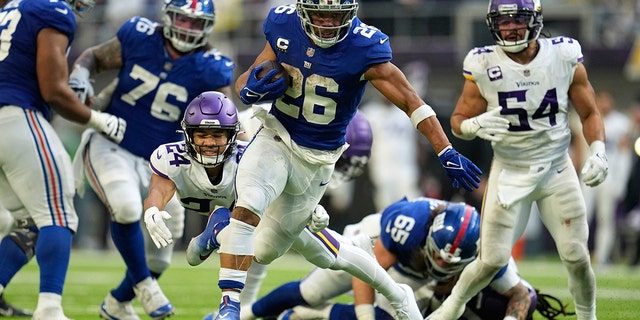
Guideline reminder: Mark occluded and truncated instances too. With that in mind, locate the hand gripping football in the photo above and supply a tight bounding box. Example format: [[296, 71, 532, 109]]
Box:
[[256, 60, 290, 86]]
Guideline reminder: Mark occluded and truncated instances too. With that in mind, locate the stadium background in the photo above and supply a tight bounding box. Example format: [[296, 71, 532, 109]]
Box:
[[56, 0, 640, 262]]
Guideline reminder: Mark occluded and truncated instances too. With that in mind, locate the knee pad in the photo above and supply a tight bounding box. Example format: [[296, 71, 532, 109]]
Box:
[[557, 239, 590, 264], [109, 201, 143, 224], [7, 228, 38, 261]]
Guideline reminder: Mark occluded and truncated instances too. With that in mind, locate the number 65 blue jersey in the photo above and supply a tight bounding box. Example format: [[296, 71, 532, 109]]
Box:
[[262, 4, 391, 151]]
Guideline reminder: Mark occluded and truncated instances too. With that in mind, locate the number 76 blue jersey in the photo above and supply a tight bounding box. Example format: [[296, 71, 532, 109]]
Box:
[[105, 16, 234, 159]]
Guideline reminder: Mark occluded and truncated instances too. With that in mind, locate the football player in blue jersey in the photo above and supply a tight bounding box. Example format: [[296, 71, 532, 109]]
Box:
[[0, 0, 126, 319], [242, 198, 574, 320], [67, 0, 234, 319], [212, 0, 482, 319], [428, 1, 605, 320]]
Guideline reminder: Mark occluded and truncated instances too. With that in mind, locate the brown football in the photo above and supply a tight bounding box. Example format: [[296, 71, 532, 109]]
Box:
[[256, 60, 290, 85]]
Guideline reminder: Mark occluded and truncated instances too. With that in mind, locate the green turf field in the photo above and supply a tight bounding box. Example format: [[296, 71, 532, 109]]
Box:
[[4, 250, 640, 319]]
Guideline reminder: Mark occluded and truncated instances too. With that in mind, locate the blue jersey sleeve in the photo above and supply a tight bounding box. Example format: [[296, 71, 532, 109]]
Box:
[[0, 0, 75, 118], [27, 0, 76, 42]]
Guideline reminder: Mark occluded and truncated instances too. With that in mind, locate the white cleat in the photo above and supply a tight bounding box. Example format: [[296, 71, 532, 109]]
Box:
[[134, 277, 174, 319], [32, 306, 70, 320], [99, 293, 140, 320], [389, 283, 422, 320]]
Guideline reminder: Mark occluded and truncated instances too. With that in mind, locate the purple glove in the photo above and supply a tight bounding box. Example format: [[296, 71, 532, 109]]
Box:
[[438, 146, 482, 191]]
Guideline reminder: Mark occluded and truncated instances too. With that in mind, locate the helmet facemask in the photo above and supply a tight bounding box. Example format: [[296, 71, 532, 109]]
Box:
[[163, 0, 215, 53], [296, 0, 358, 48], [486, 0, 543, 53], [331, 154, 369, 186]]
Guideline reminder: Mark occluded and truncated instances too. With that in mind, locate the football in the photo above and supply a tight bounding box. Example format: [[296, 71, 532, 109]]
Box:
[[256, 60, 290, 86]]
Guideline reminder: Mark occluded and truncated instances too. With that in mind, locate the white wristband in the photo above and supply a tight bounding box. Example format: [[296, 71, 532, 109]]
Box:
[[503, 316, 518, 320], [354, 304, 376, 320], [410, 104, 436, 128], [589, 140, 605, 155]]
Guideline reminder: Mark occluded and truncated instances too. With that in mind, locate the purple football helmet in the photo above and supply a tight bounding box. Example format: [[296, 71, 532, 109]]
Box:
[[163, 0, 216, 52], [181, 91, 239, 167], [423, 203, 480, 281], [296, 0, 359, 48], [486, 0, 543, 53], [332, 111, 373, 184]]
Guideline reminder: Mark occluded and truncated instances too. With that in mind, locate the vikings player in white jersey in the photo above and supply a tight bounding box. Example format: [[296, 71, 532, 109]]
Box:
[[428, 1, 606, 320], [242, 198, 551, 320], [68, 0, 234, 319], [216, 0, 483, 318], [0, 0, 127, 319]]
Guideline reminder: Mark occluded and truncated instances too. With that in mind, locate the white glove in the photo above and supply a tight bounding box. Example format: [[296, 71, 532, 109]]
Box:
[[69, 65, 94, 105], [144, 207, 173, 249], [87, 110, 127, 143], [307, 204, 329, 233], [459, 108, 510, 142], [581, 140, 608, 187]]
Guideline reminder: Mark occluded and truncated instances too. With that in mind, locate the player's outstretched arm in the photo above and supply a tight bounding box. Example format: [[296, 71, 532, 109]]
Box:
[[367, 62, 482, 191]]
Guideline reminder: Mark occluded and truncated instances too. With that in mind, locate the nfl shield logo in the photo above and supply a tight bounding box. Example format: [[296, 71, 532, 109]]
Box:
[[524, 69, 530, 77], [306, 48, 315, 57]]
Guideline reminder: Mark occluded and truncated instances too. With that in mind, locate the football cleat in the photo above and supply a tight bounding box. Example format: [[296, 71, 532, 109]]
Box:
[[201, 311, 217, 320], [133, 277, 174, 319], [389, 283, 422, 320], [32, 306, 69, 320], [186, 207, 230, 266], [0, 293, 32, 317], [99, 292, 140, 320], [214, 296, 240, 320]]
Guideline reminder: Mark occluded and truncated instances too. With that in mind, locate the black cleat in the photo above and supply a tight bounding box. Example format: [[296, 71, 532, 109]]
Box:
[[0, 293, 32, 317]]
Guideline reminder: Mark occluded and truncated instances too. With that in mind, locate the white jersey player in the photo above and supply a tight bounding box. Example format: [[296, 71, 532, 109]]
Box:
[[429, 1, 607, 320]]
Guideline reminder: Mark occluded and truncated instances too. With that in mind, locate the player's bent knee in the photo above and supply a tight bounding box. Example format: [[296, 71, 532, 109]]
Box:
[[110, 201, 143, 224], [558, 240, 589, 263], [253, 243, 282, 265]]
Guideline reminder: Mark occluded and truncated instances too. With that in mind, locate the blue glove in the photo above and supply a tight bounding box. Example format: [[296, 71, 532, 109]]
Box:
[[239, 65, 288, 104], [438, 146, 482, 191]]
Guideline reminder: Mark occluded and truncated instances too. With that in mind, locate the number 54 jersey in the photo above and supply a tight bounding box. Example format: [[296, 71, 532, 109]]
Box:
[[106, 16, 234, 159], [462, 37, 583, 166]]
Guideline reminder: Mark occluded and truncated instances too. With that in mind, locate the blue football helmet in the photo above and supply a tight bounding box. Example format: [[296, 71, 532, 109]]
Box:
[[66, 0, 95, 16], [332, 111, 373, 184], [296, 0, 359, 48], [486, 0, 543, 53], [424, 203, 480, 281], [181, 91, 239, 167], [163, 0, 216, 52]]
